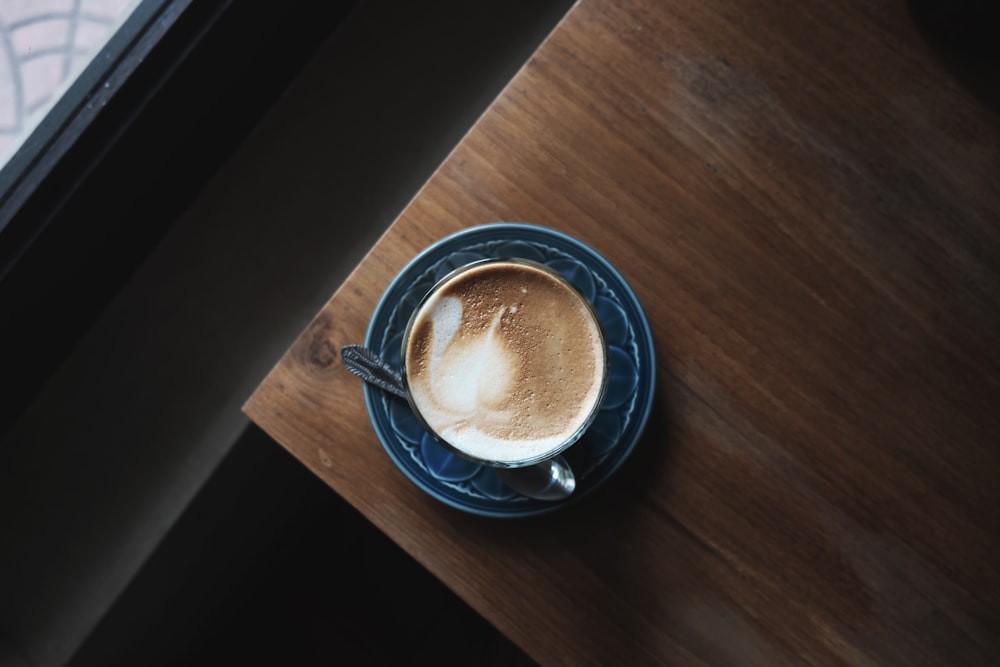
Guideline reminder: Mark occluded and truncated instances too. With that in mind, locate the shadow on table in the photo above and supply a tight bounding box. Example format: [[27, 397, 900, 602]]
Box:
[[906, 0, 1000, 117]]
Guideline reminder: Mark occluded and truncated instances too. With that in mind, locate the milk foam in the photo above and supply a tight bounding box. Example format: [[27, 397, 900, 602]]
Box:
[[425, 298, 515, 417], [405, 261, 606, 464]]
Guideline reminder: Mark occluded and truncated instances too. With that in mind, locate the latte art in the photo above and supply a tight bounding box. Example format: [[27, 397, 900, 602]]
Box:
[[404, 261, 606, 464]]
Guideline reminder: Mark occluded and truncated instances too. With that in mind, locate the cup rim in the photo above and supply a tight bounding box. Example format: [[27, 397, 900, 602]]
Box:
[[399, 257, 610, 468]]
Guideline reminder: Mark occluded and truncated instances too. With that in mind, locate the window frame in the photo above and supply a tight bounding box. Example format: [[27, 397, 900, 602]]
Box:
[[0, 0, 186, 232], [0, 0, 360, 435]]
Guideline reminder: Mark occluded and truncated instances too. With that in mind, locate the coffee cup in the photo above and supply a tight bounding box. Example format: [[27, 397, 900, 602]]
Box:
[[400, 258, 608, 468]]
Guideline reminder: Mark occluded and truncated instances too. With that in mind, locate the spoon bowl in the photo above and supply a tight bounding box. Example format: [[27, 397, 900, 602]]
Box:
[[496, 456, 576, 501]]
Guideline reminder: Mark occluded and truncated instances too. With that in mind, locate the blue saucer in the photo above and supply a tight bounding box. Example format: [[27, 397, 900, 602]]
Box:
[[363, 223, 656, 518]]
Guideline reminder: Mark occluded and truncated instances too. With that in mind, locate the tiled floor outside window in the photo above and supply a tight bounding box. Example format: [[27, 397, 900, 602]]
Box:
[[0, 0, 139, 167]]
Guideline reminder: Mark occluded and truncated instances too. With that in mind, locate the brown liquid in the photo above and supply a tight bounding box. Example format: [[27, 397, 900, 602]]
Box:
[[405, 260, 606, 463]]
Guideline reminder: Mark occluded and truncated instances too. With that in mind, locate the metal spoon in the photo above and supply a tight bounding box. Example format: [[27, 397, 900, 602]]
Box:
[[494, 455, 576, 501], [341, 344, 576, 501]]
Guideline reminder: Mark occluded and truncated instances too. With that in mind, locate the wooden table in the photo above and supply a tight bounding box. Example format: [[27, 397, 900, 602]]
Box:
[[244, 1, 1000, 664]]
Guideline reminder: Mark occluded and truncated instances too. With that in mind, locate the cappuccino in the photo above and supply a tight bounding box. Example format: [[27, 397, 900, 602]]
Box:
[[403, 260, 606, 465]]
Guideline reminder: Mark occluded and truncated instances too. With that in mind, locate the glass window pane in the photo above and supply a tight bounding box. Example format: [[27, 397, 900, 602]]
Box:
[[0, 0, 141, 167]]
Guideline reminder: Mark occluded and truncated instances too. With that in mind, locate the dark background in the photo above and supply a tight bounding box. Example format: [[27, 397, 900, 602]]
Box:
[[0, 1, 574, 665]]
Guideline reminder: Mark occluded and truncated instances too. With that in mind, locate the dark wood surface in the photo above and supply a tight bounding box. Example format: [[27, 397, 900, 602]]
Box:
[[244, 1, 1000, 664]]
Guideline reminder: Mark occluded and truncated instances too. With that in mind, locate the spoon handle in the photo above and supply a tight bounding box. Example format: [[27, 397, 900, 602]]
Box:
[[341, 345, 408, 399]]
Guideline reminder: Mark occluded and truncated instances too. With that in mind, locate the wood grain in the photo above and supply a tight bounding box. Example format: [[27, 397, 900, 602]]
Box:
[[245, 0, 1000, 664]]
